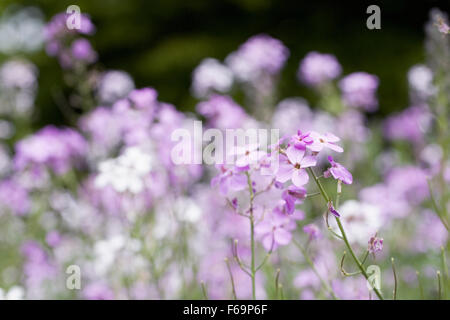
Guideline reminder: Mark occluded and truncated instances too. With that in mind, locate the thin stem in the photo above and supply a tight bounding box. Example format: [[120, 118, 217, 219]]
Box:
[[416, 271, 424, 300], [293, 238, 338, 299], [275, 269, 280, 299], [279, 284, 284, 300], [437, 271, 442, 300], [225, 258, 237, 300], [232, 239, 251, 276], [391, 258, 397, 300], [200, 281, 208, 300], [245, 172, 256, 300], [440, 246, 448, 300], [307, 167, 384, 300], [427, 180, 450, 231]]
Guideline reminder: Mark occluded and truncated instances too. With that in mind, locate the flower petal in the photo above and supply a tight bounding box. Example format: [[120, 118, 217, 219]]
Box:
[[292, 169, 309, 187]]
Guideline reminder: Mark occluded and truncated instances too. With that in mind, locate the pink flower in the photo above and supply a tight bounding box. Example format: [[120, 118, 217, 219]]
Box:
[[308, 131, 343, 153], [324, 156, 353, 184], [303, 223, 322, 240], [276, 146, 317, 187], [290, 130, 314, 150], [328, 202, 341, 218], [368, 234, 383, 254], [282, 185, 307, 214], [211, 164, 247, 195], [232, 143, 266, 171], [255, 209, 296, 251]]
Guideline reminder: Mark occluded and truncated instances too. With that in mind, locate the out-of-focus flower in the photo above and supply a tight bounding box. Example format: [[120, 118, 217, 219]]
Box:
[[0, 7, 45, 54], [298, 51, 342, 86], [411, 210, 448, 252], [211, 164, 247, 195], [384, 105, 432, 145], [368, 234, 383, 254], [408, 65, 436, 101], [21, 241, 57, 295], [0, 59, 37, 89], [71, 38, 97, 63], [196, 94, 247, 129], [128, 87, 158, 109], [14, 126, 87, 175], [303, 223, 322, 240], [339, 72, 379, 112], [0, 286, 25, 300], [272, 98, 313, 135], [226, 34, 289, 82], [97, 70, 135, 104], [436, 17, 450, 34], [255, 209, 296, 251], [82, 282, 114, 300], [331, 200, 382, 245], [276, 146, 317, 187], [192, 58, 233, 98], [95, 146, 153, 194], [308, 131, 343, 153], [0, 179, 30, 216], [324, 156, 353, 185], [0, 59, 38, 115], [232, 143, 266, 170]]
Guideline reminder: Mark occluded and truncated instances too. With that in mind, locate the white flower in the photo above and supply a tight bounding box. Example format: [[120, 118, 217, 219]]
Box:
[[95, 147, 152, 194], [408, 64, 436, 100], [331, 200, 382, 245], [98, 70, 135, 104], [0, 286, 25, 300], [191, 58, 233, 98]]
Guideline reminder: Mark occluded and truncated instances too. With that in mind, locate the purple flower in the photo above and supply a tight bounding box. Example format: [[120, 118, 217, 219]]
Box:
[[21, 241, 56, 289], [282, 185, 307, 214], [290, 130, 314, 150], [276, 146, 317, 187], [226, 34, 289, 82], [303, 223, 322, 240], [368, 234, 383, 254], [324, 156, 353, 184], [308, 131, 343, 153], [436, 17, 450, 34], [339, 72, 379, 112], [328, 202, 340, 218], [211, 164, 247, 195], [383, 105, 431, 145], [0, 179, 30, 216], [83, 282, 115, 300], [71, 38, 97, 63], [46, 231, 62, 248], [255, 209, 296, 251], [298, 51, 342, 86], [196, 94, 247, 129], [14, 125, 87, 175], [128, 87, 158, 109]]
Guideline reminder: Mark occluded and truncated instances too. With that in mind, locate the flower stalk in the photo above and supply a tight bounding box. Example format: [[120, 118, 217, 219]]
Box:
[[307, 167, 385, 300]]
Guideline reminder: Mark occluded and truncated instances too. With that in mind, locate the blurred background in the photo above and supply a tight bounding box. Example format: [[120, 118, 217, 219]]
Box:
[[0, 0, 448, 125]]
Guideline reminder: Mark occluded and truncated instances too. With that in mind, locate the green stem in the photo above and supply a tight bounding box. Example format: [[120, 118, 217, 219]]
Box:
[[246, 172, 256, 300], [307, 167, 385, 300], [225, 258, 237, 300]]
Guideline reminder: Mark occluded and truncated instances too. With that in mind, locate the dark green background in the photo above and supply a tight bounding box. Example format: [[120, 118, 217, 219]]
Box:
[[1, 0, 448, 127]]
